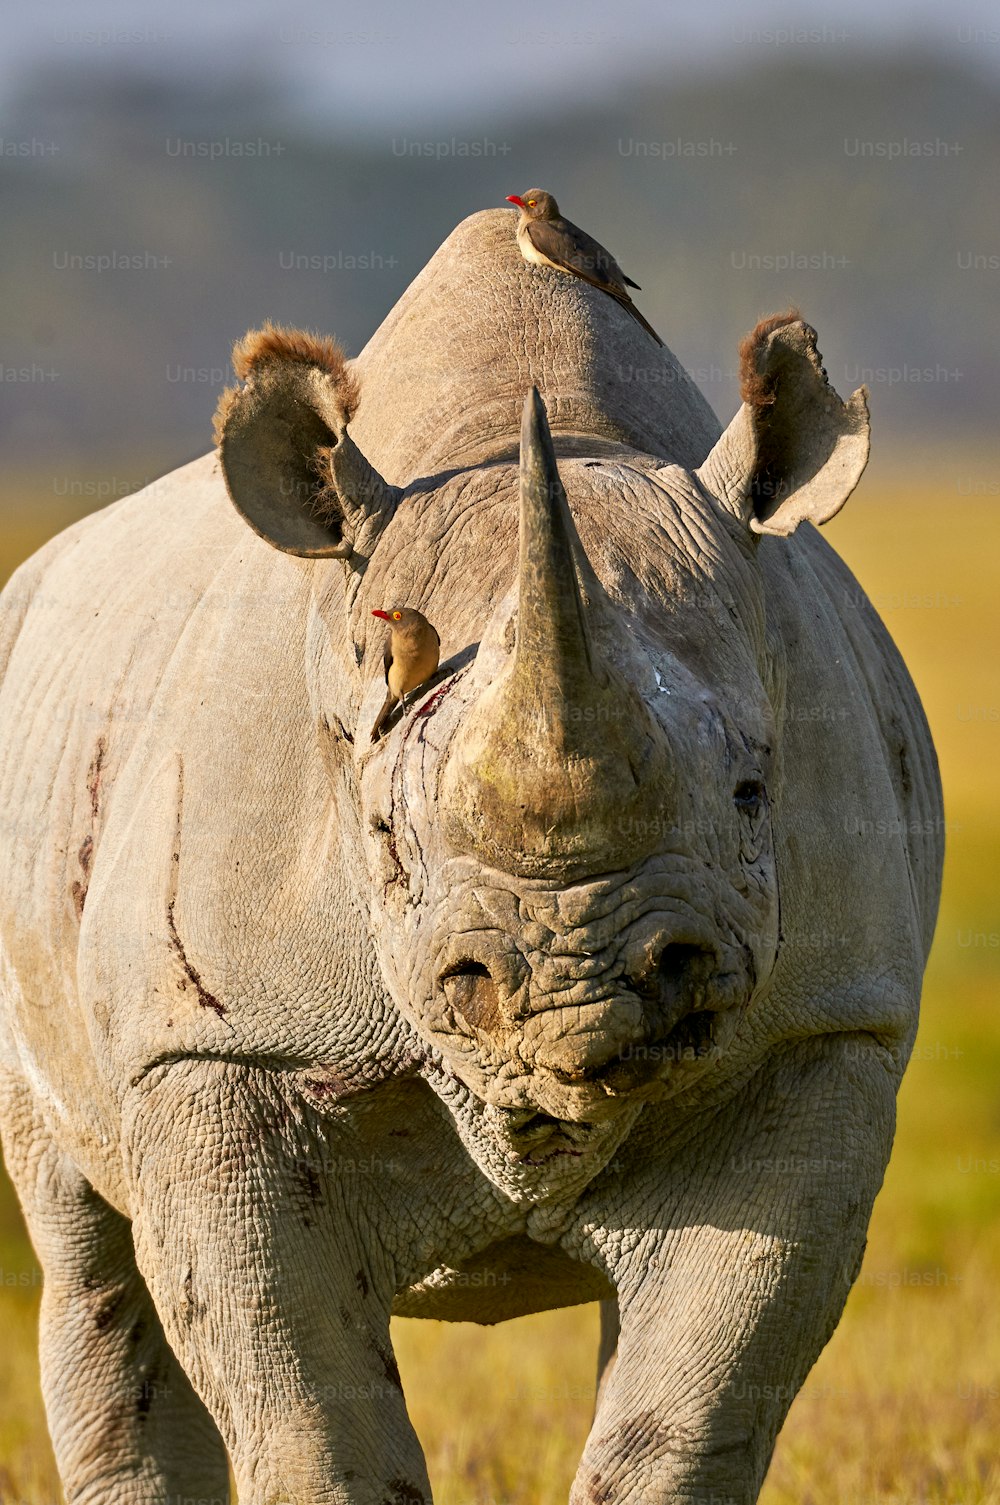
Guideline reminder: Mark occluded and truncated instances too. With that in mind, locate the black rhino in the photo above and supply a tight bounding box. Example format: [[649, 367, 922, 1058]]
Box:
[[0, 208, 942, 1503]]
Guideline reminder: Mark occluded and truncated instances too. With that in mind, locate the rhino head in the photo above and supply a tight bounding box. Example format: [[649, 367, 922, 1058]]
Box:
[[216, 211, 869, 1129], [358, 389, 772, 1124]]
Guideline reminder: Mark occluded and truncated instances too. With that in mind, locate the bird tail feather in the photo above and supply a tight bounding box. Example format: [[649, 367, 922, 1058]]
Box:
[[370, 690, 397, 743], [616, 292, 664, 346]]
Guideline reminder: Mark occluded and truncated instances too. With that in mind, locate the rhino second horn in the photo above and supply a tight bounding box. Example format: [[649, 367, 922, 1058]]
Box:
[[440, 388, 673, 880]]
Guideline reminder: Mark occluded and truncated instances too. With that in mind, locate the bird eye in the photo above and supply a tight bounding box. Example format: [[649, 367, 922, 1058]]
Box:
[[393, 611, 401, 620], [527, 199, 536, 207]]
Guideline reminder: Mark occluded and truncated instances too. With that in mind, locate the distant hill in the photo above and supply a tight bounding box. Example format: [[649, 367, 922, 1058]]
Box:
[[0, 51, 996, 478]]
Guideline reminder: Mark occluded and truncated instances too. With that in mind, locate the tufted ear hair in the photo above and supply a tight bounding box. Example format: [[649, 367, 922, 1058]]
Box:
[[214, 323, 398, 559], [695, 311, 870, 538]]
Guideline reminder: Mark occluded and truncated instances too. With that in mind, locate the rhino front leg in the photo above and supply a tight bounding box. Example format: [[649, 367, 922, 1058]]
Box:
[[0, 1076, 229, 1504], [570, 1033, 897, 1505], [595, 1298, 619, 1413], [124, 1059, 430, 1505]]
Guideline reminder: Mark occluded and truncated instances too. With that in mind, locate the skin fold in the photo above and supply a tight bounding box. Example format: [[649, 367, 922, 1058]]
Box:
[[0, 209, 941, 1504]]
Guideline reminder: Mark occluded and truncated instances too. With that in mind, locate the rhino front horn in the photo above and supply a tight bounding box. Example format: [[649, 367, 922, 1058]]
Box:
[[441, 388, 673, 880]]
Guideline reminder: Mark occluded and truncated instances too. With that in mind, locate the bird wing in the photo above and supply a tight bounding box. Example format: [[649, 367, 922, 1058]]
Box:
[[527, 217, 632, 294], [383, 640, 393, 684], [527, 219, 663, 345]]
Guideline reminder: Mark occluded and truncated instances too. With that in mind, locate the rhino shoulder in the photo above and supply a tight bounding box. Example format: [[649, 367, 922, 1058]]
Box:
[[763, 524, 943, 957]]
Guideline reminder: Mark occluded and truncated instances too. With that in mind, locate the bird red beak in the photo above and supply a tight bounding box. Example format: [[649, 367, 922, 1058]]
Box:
[[371, 609, 390, 620], [506, 195, 524, 207]]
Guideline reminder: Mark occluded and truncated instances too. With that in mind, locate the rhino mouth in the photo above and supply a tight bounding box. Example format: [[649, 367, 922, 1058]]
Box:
[[535, 940, 746, 1089], [502, 1108, 593, 1165], [438, 936, 750, 1103]]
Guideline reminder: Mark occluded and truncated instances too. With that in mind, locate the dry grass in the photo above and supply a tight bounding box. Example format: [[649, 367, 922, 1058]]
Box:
[[0, 443, 997, 1502]]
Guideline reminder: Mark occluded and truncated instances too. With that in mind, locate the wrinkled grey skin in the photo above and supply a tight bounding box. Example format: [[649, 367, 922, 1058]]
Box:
[[0, 210, 942, 1504]]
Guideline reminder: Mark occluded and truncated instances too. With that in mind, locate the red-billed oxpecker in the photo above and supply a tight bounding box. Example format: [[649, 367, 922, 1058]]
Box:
[[370, 607, 441, 743], [505, 188, 664, 346]]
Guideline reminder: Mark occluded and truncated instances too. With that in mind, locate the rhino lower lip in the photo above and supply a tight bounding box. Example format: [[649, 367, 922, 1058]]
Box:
[[523, 1146, 584, 1166], [502, 1108, 596, 1161], [544, 1002, 738, 1091], [507, 1109, 588, 1139]]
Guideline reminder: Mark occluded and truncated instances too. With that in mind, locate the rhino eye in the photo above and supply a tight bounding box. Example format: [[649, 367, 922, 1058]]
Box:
[[733, 779, 765, 815], [733, 780, 767, 862]]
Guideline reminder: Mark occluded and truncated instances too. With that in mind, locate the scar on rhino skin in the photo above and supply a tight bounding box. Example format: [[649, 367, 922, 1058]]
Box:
[[302, 1073, 349, 1097], [323, 711, 354, 745], [86, 736, 107, 820], [93, 1286, 126, 1332], [165, 759, 226, 1018], [413, 673, 459, 726], [294, 1160, 323, 1206], [585, 1473, 612, 1505], [71, 833, 94, 919], [166, 899, 226, 1018], [372, 812, 407, 896], [134, 1363, 161, 1421], [71, 736, 105, 917], [370, 1334, 403, 1389]]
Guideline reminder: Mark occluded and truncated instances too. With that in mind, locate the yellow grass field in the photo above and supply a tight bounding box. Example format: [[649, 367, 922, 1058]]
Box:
[[0, 443, 997, 1503]]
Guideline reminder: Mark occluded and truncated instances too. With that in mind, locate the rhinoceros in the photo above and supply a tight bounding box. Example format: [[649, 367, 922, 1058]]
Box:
[[0, 208, 942, 1504]]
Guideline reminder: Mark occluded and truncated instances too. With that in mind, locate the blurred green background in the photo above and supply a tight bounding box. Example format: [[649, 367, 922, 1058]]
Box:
[[1, 2, 997, 1499]]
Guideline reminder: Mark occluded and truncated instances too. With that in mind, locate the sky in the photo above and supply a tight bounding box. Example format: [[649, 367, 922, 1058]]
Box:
[[5, 0, 1000, 127], [2, 0, 995, 460]]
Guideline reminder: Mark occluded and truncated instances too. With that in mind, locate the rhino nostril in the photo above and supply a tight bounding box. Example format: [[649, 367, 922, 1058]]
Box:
[[441, 962, 503, 1035], [634, 942, 718, 1017]]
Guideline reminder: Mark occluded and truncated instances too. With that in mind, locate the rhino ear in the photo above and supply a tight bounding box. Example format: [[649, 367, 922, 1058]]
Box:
[[214, 323, 399, 559], [696, 312, 870, 538]]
